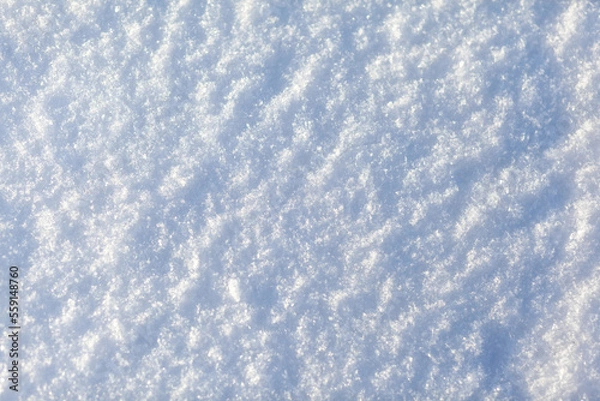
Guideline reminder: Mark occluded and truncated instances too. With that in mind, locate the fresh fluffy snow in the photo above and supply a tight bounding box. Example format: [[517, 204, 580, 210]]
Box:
[[1, 0, 600, 399]]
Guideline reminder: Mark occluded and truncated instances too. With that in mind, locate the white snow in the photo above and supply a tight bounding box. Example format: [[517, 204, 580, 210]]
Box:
[[1, 0, 600, 399]]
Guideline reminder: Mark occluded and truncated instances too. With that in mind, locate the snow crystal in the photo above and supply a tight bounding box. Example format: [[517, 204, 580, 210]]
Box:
[[1, 0, 599, 399]]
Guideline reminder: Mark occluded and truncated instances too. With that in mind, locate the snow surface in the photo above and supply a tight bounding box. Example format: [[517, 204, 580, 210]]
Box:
[[1, 0, 600, 399]]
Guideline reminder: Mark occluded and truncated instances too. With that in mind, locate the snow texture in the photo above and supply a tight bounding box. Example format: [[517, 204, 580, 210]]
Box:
[[1, 0, 600, 399]]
